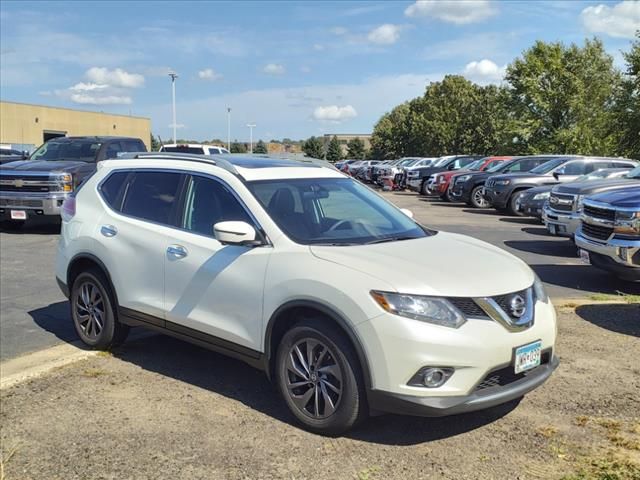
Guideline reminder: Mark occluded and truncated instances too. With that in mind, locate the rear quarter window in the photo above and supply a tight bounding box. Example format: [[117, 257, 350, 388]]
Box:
[[120, 171, 184, 225], [99, 171, 129, 210]]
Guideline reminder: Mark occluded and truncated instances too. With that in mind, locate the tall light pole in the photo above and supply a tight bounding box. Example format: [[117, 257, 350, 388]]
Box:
[[168, 71, 179, 143], [247, 123, 256, 153], [227, 107, 231, 151]]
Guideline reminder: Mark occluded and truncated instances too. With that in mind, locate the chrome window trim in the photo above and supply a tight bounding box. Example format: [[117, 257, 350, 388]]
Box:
[[96, 167, 271, 246]]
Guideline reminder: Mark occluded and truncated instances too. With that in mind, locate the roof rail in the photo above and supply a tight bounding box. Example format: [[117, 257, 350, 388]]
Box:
[[118, 152, 240, 176]]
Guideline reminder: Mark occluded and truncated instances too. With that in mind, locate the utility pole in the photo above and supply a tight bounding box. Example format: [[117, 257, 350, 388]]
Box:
[[227, 107, 231, 151], [168, 71, 179, 143], [247, 123, 256, 153]]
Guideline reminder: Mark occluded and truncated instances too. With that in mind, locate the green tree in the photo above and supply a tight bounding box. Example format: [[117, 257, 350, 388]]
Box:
[[230, 141, 247, 153], [254, 139, 268, 154], [150, 133, 161, 151], [505, 38, 621, 155], [346, 137, 366, 159], [615, 32, 640, 159], [370, 102, 413, 159], [326, 135, 343, 162], [302, 136, 324, 158]]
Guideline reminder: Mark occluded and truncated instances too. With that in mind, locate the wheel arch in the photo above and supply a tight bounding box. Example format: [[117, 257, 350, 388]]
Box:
[[264, 300, 373, 391], [67, 253, 119, 306]]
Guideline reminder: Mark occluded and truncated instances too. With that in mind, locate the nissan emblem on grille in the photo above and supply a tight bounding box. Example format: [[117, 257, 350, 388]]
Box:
[[508, 294, 526, 318]]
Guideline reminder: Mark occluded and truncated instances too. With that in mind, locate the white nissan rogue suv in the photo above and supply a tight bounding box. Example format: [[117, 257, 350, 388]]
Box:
[[55, 153, 558, 435]]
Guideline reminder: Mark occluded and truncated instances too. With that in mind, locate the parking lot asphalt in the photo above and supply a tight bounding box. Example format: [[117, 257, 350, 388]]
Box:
[[1, 192, 638, 362]]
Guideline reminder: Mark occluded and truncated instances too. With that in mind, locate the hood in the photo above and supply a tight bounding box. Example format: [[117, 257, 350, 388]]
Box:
[[554, 178, 639, 195], [309, 232, 533, 297], [0, 159, 90, 173], [525, 185, 554, 195], [490, 173, 548, 182], [589, 186, 640, 208], [415, 166, 447, 176]]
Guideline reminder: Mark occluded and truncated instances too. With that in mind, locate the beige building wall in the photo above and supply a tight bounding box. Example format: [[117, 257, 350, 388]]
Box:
[[323, 134, 372, 156], [0, 101, 151, 150]]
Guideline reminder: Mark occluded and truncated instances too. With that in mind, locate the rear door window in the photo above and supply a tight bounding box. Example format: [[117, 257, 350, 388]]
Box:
[[162, 146, 205, 154], [120, 171, 184, 225], [104, 142, 123, 160], [122, 140, 146, 153]]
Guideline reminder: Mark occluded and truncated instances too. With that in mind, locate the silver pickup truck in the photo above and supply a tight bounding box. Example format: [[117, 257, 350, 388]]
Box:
[[575, 186, 640, 281], [0, 136, 146, 227]]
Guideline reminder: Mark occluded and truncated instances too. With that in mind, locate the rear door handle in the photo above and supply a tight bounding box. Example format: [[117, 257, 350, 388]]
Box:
[[100, 225, 117, 237], [167, 245, 188, 259]]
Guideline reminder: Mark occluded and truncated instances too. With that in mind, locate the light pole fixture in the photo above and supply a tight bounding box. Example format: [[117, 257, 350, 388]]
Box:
[[168, 71, 179, 143], [247, 123, 256, 153], [227, 107, 231, 151]]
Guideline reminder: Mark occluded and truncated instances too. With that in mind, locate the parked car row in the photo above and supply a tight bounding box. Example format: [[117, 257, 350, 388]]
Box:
[[365, 153, 640, 281]]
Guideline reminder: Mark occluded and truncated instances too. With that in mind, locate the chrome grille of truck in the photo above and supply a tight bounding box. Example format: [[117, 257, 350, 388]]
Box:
[[583, 204, 616, 221], [0, 175, 54, 193], [548, 193, 575, 212], [581, 223, 613, 241]]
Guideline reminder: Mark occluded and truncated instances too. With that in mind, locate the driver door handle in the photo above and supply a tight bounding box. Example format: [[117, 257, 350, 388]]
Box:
[[167, 244, 188, 259], [100, 225, 118, 237]]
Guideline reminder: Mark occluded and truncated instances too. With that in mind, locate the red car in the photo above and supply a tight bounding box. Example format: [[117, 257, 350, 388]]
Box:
[[433, 156, 512, 201]]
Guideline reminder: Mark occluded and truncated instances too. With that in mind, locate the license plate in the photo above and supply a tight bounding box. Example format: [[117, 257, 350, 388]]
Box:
[[10, 210, 27, 220], [547, 223, 557, 235], [579, 249, 590, 264], [514, 340, 542, 374]]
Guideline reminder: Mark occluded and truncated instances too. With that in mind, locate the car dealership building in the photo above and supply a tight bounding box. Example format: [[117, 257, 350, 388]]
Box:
[[0, 101, 151, 152]]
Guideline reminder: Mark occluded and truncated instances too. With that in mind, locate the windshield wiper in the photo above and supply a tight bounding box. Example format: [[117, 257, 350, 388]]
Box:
[[365, 236, 418, 245]]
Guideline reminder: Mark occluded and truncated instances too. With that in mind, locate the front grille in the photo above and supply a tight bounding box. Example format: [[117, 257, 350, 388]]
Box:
[[447, 298, 489, 318], [486, 179, 495, 187], [583, 204, 616, 221], [494, 289, 528, 321], [0, 199, 43, 207], [0, 174, 53, 193], [549, 193, 574, 212], [0, 185, 50, 193], [475, 351, 551, 391], [582, 222, 613, 241]]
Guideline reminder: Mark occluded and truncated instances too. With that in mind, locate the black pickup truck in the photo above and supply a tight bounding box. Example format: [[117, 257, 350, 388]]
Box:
[[0, 136, 146, 227]]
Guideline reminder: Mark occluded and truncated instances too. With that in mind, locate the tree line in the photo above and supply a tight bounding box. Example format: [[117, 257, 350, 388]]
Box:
[[300, 35, 638, 162]]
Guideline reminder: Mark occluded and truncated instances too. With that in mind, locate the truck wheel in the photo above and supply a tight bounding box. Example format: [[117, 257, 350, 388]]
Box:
[[276, 318, 367, 435], [470, 186, 489, 208], [70, 268, 129, 349], [508, 191, 527, 216], [421, 180, 430, 196]]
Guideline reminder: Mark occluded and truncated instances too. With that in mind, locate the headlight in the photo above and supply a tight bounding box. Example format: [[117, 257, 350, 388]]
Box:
[[370, 291, 466, 328], [494, 179, 511, 186], [533, 274, 549, 304], [533, 192, 550, 201], [614, 210, 640, 235], [438, 176, 446, 184], [456, 175, 471, 183], [575, 195, 585, 212], [55, 173, 74, 192]]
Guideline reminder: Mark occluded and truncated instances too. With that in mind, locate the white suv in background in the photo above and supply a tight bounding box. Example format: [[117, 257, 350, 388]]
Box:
[[160, 143, 230, 155], [55, 153, 558, 435]]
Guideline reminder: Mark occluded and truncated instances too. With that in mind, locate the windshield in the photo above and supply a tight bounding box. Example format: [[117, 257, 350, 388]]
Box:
[[626, 165, 640, 179], [248, 177, 428, 245], [529, 157, 567, 174], [433, 156, 451, 167], [30, 140, 102, 162], [162, 146, 205, 154], [465, 159, 484, 171]]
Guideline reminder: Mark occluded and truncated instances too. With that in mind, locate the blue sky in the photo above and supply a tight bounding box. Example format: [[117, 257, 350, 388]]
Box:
[[1, 1, 638, 142]]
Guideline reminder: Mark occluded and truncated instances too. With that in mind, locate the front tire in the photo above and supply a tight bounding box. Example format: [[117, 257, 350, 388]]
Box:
[[275, 318, 367, 435], [508, 190, 527, 216], [470, 185, 489, 208], [70, 269, 129, 349]]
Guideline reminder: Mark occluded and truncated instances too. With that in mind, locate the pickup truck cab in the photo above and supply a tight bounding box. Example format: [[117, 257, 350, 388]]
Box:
[[484, 156, 637, 216], [160, 143, 230, 155], [0, 136, 147, 227], [575, 186, 640, 281]]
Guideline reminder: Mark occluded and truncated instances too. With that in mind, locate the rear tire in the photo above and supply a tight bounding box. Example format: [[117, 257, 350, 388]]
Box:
[[275, 318, 367, 435], [508, 191, 527, 216], [70, 268, 129, 349]]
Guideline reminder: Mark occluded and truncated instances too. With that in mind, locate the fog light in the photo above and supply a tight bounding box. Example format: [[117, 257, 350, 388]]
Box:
[[407, 367, 454, 388]]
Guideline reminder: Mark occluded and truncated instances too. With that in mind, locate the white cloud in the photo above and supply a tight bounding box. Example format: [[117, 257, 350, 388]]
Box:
[[198, 68, 223, 81], [85, 67, 145, 88], [312, 105, 358, 123], [313, 43, 325, 51], [330, 26, 348, 35], [463, 59, 506, 83], [580, 1, 640, 39], [405, 0, 497, 24], [300, 66, 312, 73], [263, 63, 286, 75], [69, 93, 132, 105], [367, 24, 402, 45]]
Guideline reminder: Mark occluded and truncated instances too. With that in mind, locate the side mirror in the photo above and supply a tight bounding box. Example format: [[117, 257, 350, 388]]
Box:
[[22, 151, 29, 159], [400, 208, 414, 219], [213, 221, 260, 246], [552, 172, 560, 180]]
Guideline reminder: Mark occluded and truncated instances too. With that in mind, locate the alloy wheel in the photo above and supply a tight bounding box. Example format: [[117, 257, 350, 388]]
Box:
[[473, 188, 489, 208], [74, 281, 105, 340], [285, 339, 343, 419]]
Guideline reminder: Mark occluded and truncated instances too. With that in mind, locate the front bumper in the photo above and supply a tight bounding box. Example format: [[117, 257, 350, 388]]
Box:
[[542, 205, 580, 237], [575, 230, 640, 279], [369, 355, 559, 417], [450, 182, 473, 202], [0, 192, 69, 218], [483, 186, 509, 208]]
